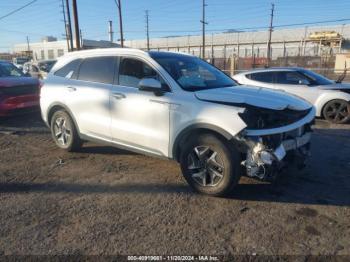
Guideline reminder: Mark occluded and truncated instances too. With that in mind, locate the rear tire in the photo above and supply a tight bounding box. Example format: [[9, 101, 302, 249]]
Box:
[[322, 99, 350, 124], [50, 110, 82, 152], [179, 133, 241, 197]]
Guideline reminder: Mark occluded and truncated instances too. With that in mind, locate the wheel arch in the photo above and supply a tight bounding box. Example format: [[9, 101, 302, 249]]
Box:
[[315, 92, 350, 117], [319, 98, 350, 119], [47, 102, 81, 135], [172, 123, 235, 162]]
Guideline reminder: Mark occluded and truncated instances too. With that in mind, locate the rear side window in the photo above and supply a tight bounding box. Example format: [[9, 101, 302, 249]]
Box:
[[54, 59, 81, 78], [77, 56, 115, 84], [246, 72, 273, 83], [275, 71, 307, 85]]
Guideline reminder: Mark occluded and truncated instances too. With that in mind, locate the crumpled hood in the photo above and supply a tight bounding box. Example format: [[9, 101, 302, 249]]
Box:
[[194, 85, 312, 111], [0, 77, 39, 88], [317, 82, 350, 90]]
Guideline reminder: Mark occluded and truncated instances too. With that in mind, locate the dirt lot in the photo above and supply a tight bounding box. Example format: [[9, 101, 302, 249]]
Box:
[[0, 112, 349, 256]]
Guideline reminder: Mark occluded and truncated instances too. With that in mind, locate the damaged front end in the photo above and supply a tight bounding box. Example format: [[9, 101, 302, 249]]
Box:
[[237, 106, 315, 181]]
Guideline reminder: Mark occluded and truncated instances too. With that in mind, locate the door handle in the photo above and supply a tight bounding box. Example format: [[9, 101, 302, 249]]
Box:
[[67, 86, 76, 92], [111, 92, 126, 99]]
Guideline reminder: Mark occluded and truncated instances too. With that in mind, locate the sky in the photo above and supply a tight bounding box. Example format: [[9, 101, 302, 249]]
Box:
[[0, 0, 350, 52]]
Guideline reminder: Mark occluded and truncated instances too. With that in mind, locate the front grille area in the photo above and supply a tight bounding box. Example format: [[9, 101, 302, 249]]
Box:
[[261, 123, 312, 149], [0, 85, 39, 96]]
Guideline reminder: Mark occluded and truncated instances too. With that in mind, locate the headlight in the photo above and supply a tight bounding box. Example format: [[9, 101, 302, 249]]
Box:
[[239, 106, 311, 129]]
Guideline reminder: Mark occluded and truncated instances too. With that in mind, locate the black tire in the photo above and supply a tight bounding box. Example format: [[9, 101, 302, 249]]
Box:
[[179, 133, 241, 197], [322, 99, 350, 124], [50, 110, 82, 152]]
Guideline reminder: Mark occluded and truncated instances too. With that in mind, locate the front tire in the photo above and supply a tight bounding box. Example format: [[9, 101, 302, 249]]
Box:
[[179, 133, 241, 197], [50, 110, 82, 151], [322, 99, 350, 124]]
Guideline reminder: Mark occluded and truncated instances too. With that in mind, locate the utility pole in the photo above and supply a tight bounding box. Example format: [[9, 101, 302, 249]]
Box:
[[145, 10, 150, 50], [200, 0, 208, 59], [65, 0, 73, 51], [108, 20, 114, 42], [61, 0, 70, 51], [266, 3, 274, 67], [115, 0, 124, 47], [26, 36, 30, 52], [71, 0, 81, 50], [80, 29, 83, 47]]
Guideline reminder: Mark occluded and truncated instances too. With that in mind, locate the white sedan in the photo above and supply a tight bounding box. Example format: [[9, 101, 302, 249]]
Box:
[[233, 68, 350, 124]]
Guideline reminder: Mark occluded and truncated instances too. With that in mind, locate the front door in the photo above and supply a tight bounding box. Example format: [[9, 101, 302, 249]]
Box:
[[273, 71, 320, 104], [110, 57, 170, 157]]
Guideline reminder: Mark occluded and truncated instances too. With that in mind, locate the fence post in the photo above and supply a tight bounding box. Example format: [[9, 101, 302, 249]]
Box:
[[223, 44, 226, 71], [251, 41, 255, 68]]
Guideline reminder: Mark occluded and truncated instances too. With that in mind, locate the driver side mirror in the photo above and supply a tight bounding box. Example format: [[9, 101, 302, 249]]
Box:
[[138, 78, 165, 96], [298, 79, 310, 85]]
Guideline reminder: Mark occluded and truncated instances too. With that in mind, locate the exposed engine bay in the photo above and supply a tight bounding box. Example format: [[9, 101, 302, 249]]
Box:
[[238, 124, 312, 181]]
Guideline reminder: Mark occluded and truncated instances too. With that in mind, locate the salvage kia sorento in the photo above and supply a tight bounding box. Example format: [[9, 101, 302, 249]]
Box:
[[40, 49, 315, 196]]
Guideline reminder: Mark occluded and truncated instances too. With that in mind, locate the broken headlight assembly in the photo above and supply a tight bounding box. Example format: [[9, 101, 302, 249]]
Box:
[[238, 106, 311, 129]]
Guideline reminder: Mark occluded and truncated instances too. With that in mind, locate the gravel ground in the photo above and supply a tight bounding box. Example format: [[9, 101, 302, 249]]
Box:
[[0, 112, 349, 256]]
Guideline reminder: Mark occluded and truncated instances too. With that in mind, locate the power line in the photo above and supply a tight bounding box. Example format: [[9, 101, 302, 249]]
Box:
[[0, 0, 38, 20]]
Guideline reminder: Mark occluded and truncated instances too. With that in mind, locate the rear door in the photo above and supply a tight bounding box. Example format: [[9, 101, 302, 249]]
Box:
[[64, 56, 116, 140]]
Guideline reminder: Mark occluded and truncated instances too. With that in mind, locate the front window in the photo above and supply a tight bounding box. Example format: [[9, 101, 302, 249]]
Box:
[[150, 53, 235, 91], [38, 60, 56, 73], [298, 69, 334, 85], [118, 57, 168, 90], [0, 62, 25, 77]]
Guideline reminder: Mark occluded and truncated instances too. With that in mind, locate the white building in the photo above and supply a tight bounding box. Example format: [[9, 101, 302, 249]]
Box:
[[124, 24, 350, 59], [13, 37, 120, 61]]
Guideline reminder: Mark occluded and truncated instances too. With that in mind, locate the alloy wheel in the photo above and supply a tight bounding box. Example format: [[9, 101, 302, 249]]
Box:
[[187, 146, 225, 187], [324, 100, 350, 123], [53, 116, 71, 146]]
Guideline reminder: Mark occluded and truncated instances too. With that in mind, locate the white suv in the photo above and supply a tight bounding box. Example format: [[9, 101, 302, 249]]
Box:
[[41, 48, 315, 196]]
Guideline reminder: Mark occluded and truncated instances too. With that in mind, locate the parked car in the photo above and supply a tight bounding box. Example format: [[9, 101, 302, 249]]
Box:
[[23, 59, 56, 79], [0, 60, 40, 117], [233, 67, 350, 124], [40, 49, 315, 196], [12, 57, 31, 70]]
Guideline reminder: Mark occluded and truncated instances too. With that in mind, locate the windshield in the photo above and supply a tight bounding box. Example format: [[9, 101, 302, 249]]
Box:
[[150, 53, 236, 91], [38, 60, 56, 73], [0, 62, 25, 77], [299, 69, 334, 85], [14, 58, 30, 65]]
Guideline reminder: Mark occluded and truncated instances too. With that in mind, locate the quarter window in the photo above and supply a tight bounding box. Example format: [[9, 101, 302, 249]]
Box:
[[77, 56, 116, 84], [54, 59, 82, 78], [246, 72, 273, 83], [118, 57, 168, 89]]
